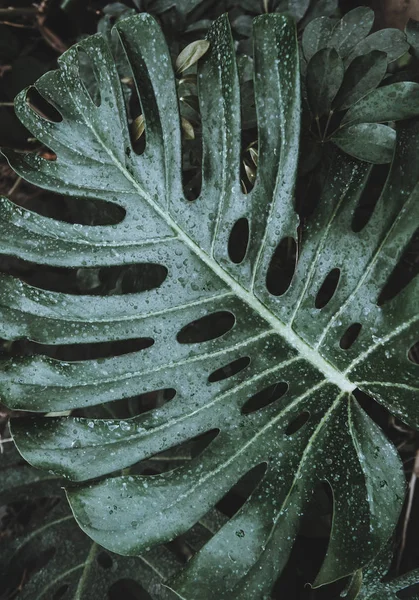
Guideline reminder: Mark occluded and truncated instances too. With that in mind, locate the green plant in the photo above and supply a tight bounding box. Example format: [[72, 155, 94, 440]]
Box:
[[1, 9, 419, 600], [0, 444, 183, 599], [300, 6, 418, 170], [342, 543, 419, 599]]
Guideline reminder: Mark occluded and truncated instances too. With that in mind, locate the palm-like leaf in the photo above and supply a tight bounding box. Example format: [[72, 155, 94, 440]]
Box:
[[0, 12, 418, 599]]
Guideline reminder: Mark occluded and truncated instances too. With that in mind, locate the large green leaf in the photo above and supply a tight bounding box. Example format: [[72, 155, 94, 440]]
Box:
[[0, 11, 418, 599]]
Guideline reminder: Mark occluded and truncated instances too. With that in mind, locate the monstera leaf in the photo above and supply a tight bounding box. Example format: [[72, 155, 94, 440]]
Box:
[[0, 443, 181, 599], [343, 544, 419, 600], [0, 11, 418, 599]]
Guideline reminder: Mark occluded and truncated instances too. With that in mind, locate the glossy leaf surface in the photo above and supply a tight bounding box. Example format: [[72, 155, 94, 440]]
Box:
[[332, 123, 396, 164], [0, 12, 417, 600]]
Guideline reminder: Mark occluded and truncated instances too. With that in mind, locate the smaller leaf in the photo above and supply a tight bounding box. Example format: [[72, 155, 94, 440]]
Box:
[[307, 48, 344, 117], [181, 116, 195, 139], [302, 16, 334, 61], [342, 82, 419, 125], [244, 161, 256, 184], [176, 39, 210, 74], [333, 51, 387, 111], [329, 7, 374, 57], [331, 123, 396, 164], [178, 74, 197, 86], [346, 29, 409, 65], [406, 18, 419, 60], [180, 94, 200, 112], [131, 114, 145, 141], [249, 146, 258, 166]]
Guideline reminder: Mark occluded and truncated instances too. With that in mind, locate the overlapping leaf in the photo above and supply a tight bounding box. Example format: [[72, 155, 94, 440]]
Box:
[[343, 544, 419, 600], [0, 12, 418, 599], [302, 7, 416, 164], [0, 444, 180, 599]]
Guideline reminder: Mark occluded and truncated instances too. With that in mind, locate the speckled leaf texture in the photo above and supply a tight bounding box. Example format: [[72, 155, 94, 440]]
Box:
[[0, 12, 417, 600]]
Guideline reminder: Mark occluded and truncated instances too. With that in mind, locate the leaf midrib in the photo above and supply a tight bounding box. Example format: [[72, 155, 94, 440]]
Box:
[[74, 92, 356, 394]]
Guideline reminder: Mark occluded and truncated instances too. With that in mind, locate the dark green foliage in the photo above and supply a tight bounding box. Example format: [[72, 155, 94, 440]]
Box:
[[1, 3, 419, 600], [301, 7, 418, 167]]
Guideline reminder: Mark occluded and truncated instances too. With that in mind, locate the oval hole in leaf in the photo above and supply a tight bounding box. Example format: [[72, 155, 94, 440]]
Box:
[[273, 480, 333, 592], [352, 163, 390, 233], [340, 323, 362, 350], [133, 430, 219, 477], [53, 584, 70, 600], [130, 114, 146, 156], [208, 356, 250, 383], [7, 337, 154, 361], [97, 551, 113, 570], [216, 462, 267, 517], [77, 47, 101, 107], [241, 381, 288, 415], [26, 87, 63, 123], [129, 388, 177, 415], [181, 113, 202, 201], [315, 268, 340, 309], [177, 311, 235, 344], [108, 580, 152, 600], [190, 428, 220, 458], [266, 237, 297, 296], [83, 388, 177, 419], [0, 259, 168, 295], [128, 81, 145, 156], [285, 411, 310, 435], [408, 342, 419, 365], [228, 218, 250, 264], [23, 546, 56, 578], [10, 190, 126, 225]]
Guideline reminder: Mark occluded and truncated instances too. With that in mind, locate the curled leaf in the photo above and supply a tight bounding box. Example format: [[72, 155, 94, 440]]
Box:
[[181, 116, 195, 139], [244, 161, 256, 184], [176, 39, 210, 74], [131, 114, 145, 141], [249, 146, 258, 166]]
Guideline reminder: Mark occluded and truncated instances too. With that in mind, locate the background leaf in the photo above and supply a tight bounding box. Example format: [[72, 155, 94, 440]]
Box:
[[333, 51, 387, 111], [307, 48, 344, 117], [331, 123, 396, 164], [346, 29, 409, 65], [0, 444, 181, 599], [342, 82, 419, 125], [329, 7, 374, 57], [406, 18, 419, 60], [302, 16, 334, 61]]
